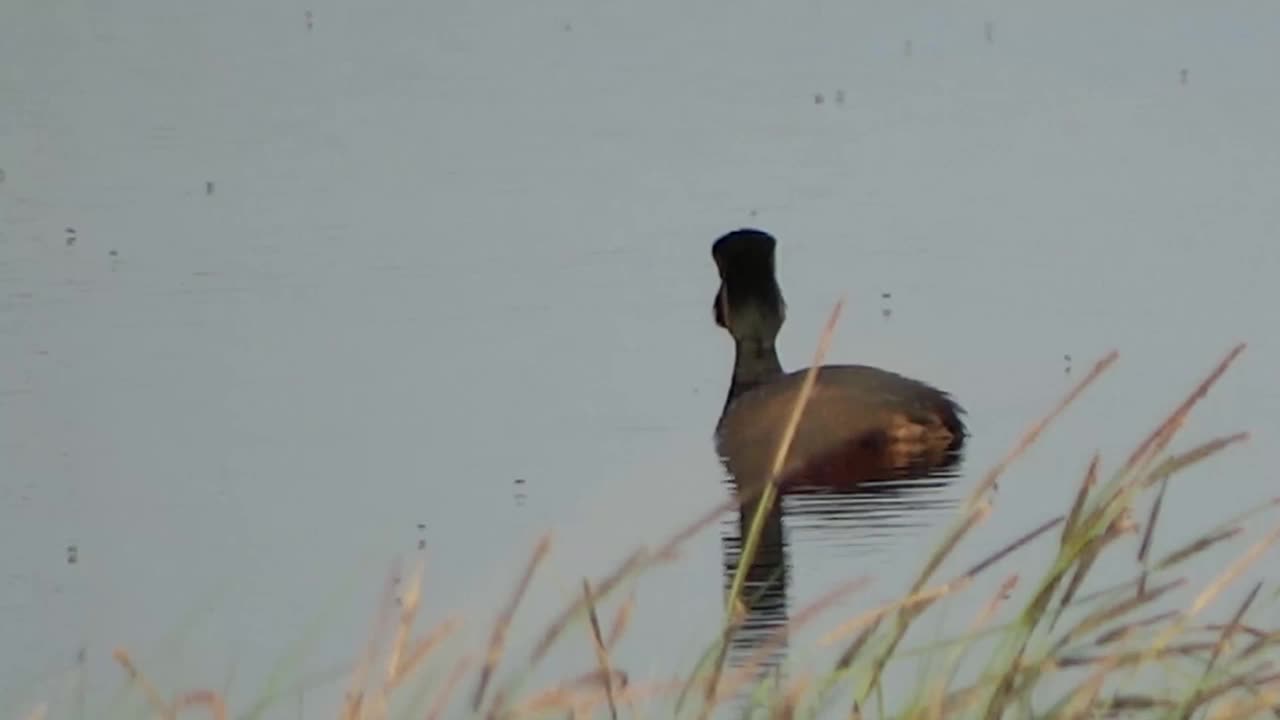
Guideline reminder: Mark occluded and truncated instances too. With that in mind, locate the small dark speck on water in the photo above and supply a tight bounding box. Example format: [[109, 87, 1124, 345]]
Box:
[[66, 544, 78, 565], [813, 92, 825, 105], [1180, 68, 1189, 85], [835, 89, 845, 105], [880, 291, 893, 319], [205, 181, 215, 195], [65, 227, 77, 246], [562, 22, 572, 32], [305, 10, 314, 30], [108, 250, 118, 257], [1064, 354, 1073, 374]]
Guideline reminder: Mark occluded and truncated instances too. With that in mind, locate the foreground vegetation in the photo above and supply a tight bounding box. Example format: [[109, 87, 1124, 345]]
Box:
[[24, 313, 1279, 719]]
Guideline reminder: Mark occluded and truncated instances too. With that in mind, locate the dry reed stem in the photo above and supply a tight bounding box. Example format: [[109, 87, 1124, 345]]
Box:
[[1182, 526, 1280, 625], [981, 573, 1021, 626], [868, 514, 1060, 714], [472, 533, 552, 713], [503, 672, 663, 720], [1094, 610, 1180, 645], [1045, 457, 1103, 637], [1060, 642, 1218, 668], [387, 616, 462, 691], [654, 493, 747, 562], [675, 593, 742, 715], [1177, 665, 1275, 719], [771, 674, 814, 720], [1203, 622, 1272, 642], [963, 515, 1064, 580], [1204, 676, 1280, 720], [504, 685, 581, 717], [426, 654, 474, 720], [1142, 432, 1251, 491], [1070, 574, 1144, 607], [175, 690, 229, 720], [1137, 476, 1170, 595], [531, 473, 774, 665], [1228, 671, 1280, 719], [834, 622, 879, 674], [986, 483, 1140, 714], [344, 561, 402, 719], [1121, 343, 1246, 475], [821, 578, 968, 648], [530, 492, 749, 667], [920, 514, 1068, 711], [1062, 454, 1100, 544], [1058, 656, 1114, 720], [604, 592, 635, 652], [531, 547, 648, 664], [1102, 694, 1175, 712], [1077, 366, 1250, 609], [937, 680, 1008, 718], [385, 558, 425, 688], [1159, 528, 1245, 572], [1054, 510, 1137, 629], [581, 579, 619, 720], [558, 668, 630, 691], [673, 593, 748, 716], [909, 501, 991, 601], [925, 573, 1020, 720], [1239, 629, 1280, 661], [1206, 582, 1263, 675], [1053, 578, 1186, 654], [112, 648, 174, 719]]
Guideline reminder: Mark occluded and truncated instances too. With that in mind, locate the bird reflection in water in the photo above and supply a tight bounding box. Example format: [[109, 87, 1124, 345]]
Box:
[[717, 459, 964, 681]]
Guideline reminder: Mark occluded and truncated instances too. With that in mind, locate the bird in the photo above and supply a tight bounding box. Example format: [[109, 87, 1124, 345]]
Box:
[[710, 228, 966, 492]]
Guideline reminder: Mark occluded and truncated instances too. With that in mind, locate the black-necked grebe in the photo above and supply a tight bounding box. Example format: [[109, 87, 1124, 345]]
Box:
[[711, 228, 966, 490]]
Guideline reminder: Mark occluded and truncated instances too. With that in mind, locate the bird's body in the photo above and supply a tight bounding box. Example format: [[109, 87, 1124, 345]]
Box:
[[710, 229, 966, 491]]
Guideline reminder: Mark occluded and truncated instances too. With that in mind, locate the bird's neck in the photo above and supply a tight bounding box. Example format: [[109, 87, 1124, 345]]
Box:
[[723, 337, 783, 412]]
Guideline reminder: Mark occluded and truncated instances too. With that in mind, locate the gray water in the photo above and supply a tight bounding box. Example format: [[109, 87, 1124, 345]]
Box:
[[3, 0, 1278, 717]]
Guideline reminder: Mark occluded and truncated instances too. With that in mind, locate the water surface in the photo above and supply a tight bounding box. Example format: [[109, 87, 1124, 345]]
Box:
[[3, 0, 1278, 716]]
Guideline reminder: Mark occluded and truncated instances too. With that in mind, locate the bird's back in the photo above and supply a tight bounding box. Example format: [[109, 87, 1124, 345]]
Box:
[[715, 364, 966, 490]]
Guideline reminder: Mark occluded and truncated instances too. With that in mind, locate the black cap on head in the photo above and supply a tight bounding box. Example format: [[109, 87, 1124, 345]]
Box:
[[711, 228, 785, 334], [712, 228, 777, 269]]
